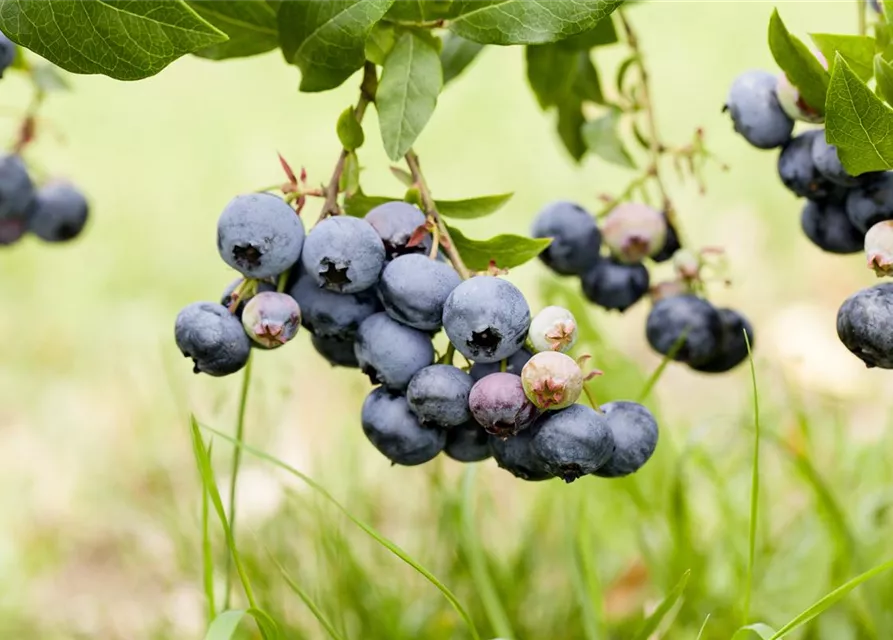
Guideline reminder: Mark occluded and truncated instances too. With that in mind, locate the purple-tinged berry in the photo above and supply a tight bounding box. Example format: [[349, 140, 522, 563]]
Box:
[[520, 351, 585, 411], [601, 203, 667, 264], [530, 201, 602, 275], [378, 254, 461, 331], [837, 283, 893, 369], [469, 347, 532, 381], [361, 388, 446, 466], [468, 372, 540, 438], [406, 364, 473, 429], [801, 199, 864, 255], [530, 404, 615, 483], [27, 182, 89, 242], [689, 308, 754, 374], [445, 421, 492, 462], [581, 258, 649, 312], [241, 291, 301, 349], [174, 302, 251, 376], [866, 220, 893, 277], [354, 312, 434, 391], [645, 294, 723, 366], [593, 401, 658, 478], [724, 70, 794, 149], [528, 305, 577, 353], [301, 215, 385, 293], [489, 425, 552, 481], [365, 201, 431, 259]]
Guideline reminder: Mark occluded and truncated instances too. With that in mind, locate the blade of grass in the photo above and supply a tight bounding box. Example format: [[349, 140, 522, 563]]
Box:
[[743, 330, 760, 625], [695, 614, 712, 640], [265, 549, 345, 640], [225, 353, 253, 610], [732, 622, 776, 639], [631, 569, 690, 640], [460, 466, 513, 639], [570, 497, 605, 640], [769, 558, 893, 639], [198, 421, 482, 640], [203, 441, 217, 623], [637, 328, 689, 403], [203, 608, 280, 640]]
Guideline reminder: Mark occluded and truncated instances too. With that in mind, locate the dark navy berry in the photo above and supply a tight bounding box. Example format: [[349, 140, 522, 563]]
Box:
[[220, 278, 277, 319], [580, 258, 649, 312], [444, 421, 492, 462], [289, 269, 381, 338], [361, 388, 446, 466], [378, 254, 461, 331], [530, 404, 615, 483], [468, 372, 540, 438], [406, 364, 473, 429], [174, 302, 251, 376], [0, 154, 34, 222], [0, 32, 15, 76], [442, 276, 531, 363], [801, 199, 864, 255], [365, 201, 431, 259], [811, 133, 870, 187], [27, 182, 89, 242], [530, 201, 602, 275], [217, 193, 304, 279], [354, 312, 434, 390], [645, 294, 723, 366], [837, 283, 893, 369], [311, 333, 359, 368], [489, 425, 552, 481], [777, 131, 836, 200], [724, 70, 794, 149], [845, 172, 893, 233], [241, 291, 301, 349], [651, 217, 680, 263], [301, 215, 386, 293], [593, 401, 658, 478], [469, 347, 532, 381], [690, 308, 754, 374]]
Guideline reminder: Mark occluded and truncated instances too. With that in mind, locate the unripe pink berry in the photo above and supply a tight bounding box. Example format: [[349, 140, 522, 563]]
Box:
[[241, 291, 301, 349], [520, 351, 584, 411], [865, 220, 893, 277], [528, 305, 578, 353], [776, 52, 827, 124], [601, 203, 667, 264]]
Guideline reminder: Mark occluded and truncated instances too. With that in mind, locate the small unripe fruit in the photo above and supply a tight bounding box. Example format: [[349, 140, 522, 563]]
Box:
[[241, 292, 301, 349], [601, 203, 667, 264], [528, 306, 577, 353], [865, 220, 893, 277], [672, 249, 700, 281], [520, 351, 584, 411], [776, 72, 824, 124], [468, 372, 540, 438]]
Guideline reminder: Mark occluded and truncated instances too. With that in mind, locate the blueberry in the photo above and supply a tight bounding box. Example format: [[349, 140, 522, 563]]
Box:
[[837, 283, 893, 368], [365, 201, 432, 259], [0, 154, 34, 222], [220, 278, 277, 319], [528, 305, 577, 353], [530, 201, 602, 275], [724, 70, 794, 149], [0, 31, 15, 76], [645, 294, 723, 366], [593, 401, 658, 478], [777, 131, 837, 200], [811, 132, 870, 187], [361, 387, 446, 465], [0, 216, 27, 246], [651, 218, 681, 263], [520, 351, 584, 411], [801, 199, 864, 255], [442, 276, 531, 363], [580, 257, 649, 312], [217, 193, 304, 279], [289, 269, 382, 338], [468, 372, 540, 438], [406, 364, 473, 429], [174, 302, 251, 376], [311, 333, 359, 368], [601, 203, 667, 264], [354, 312, 434, 390], [469, 347, 532, 381], [444, 421, 492, 462], [378, 254, 461, 331], [865, 220, 893, 276], [689, 308, 754, 374], [240, 291, 301, 349], [301, 215, 385, 293], [489, 425, 552, 481], [845, 172, 893, 234], [530, 404, 615, 483], [26, 181, 89, 242]]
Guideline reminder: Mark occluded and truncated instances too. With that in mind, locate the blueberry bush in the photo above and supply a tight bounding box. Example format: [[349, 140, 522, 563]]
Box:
[[5, 1, 893, 638]]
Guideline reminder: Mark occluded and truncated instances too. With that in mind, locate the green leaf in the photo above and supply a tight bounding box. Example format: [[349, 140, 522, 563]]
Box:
[[572, 52, 605, 104], [885, 0, 893, 27], [204, 610, 247, 640], [732, 623, 777, 640], [557, 15, 617, 49], [365, 21, 397, 65], [376, 30, 443, 161], [279, 0, 395, 92], [344, 191, 395, 217], [810, 33, 875, 81], [768, 9, 830, 116], [631, 570, 690, 640], [337, 107, 365, 150], [445, 224, 552, 271], [582, 110, 635, 168], [743, 331, 761, 624], [0, 0, 227, 81], [390, 166, 415, 187], [526, 43, 577, 109], [440, 34, 485, 84], [188, 1, 279, 60], [826, 54, 893, 174], [435, 193, 513, 219], [385, 0, 462, 22], [340, 151, 361, 197], [875, 54, 893, 104], [557, 96, 587, 162], [449, 0, 623, 46]]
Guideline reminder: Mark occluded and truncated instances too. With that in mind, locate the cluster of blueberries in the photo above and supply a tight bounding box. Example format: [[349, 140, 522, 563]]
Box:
[[174, 195, 661, 482], [725, 68, 893, 369], [530, 200, 755, 374]]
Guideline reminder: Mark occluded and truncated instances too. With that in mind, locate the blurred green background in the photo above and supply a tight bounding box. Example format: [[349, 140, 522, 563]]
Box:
[[3, 2, 893, 639]]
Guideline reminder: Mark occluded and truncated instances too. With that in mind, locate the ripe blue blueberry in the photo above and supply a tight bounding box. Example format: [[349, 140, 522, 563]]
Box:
[[489, 425, 552, 481], [406, 364, 473, 429], [801, 199, 864, 255], [361, 387, 446, 466], [530, 201, 602, 275], [845, 172, 893, 234], [593, 401, 658, 478], [689, 308, 754, 374], [645, 294, 723, 366], [378, 254, 461, 331], [442, 276, 531, 363], [289, 268, 382, 338], [469, 347, 532, 381], [530, 404, 615, 483], [445, 421, 492, 462], [174, 302, 251, 376], [777, 131, 837, 200], [581, 257, 650, 312], [468, 372, 541, 438], [365, 201, 432, 259], [26, 182, 89, 242], [241, 291, 301, 349], [217, 193, 304, 279], [301, 215, 386, 293], [724, 70, 794, 149], [221, 278, 277, 319], [811, 132, 870, 187], [837, 282, 893, 369], [311, 333, 359, 368], [0, 154, 34, 222], [354, 312, 434, 390], [651, 218, 681, 263], [0, 31, 15, 76]]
